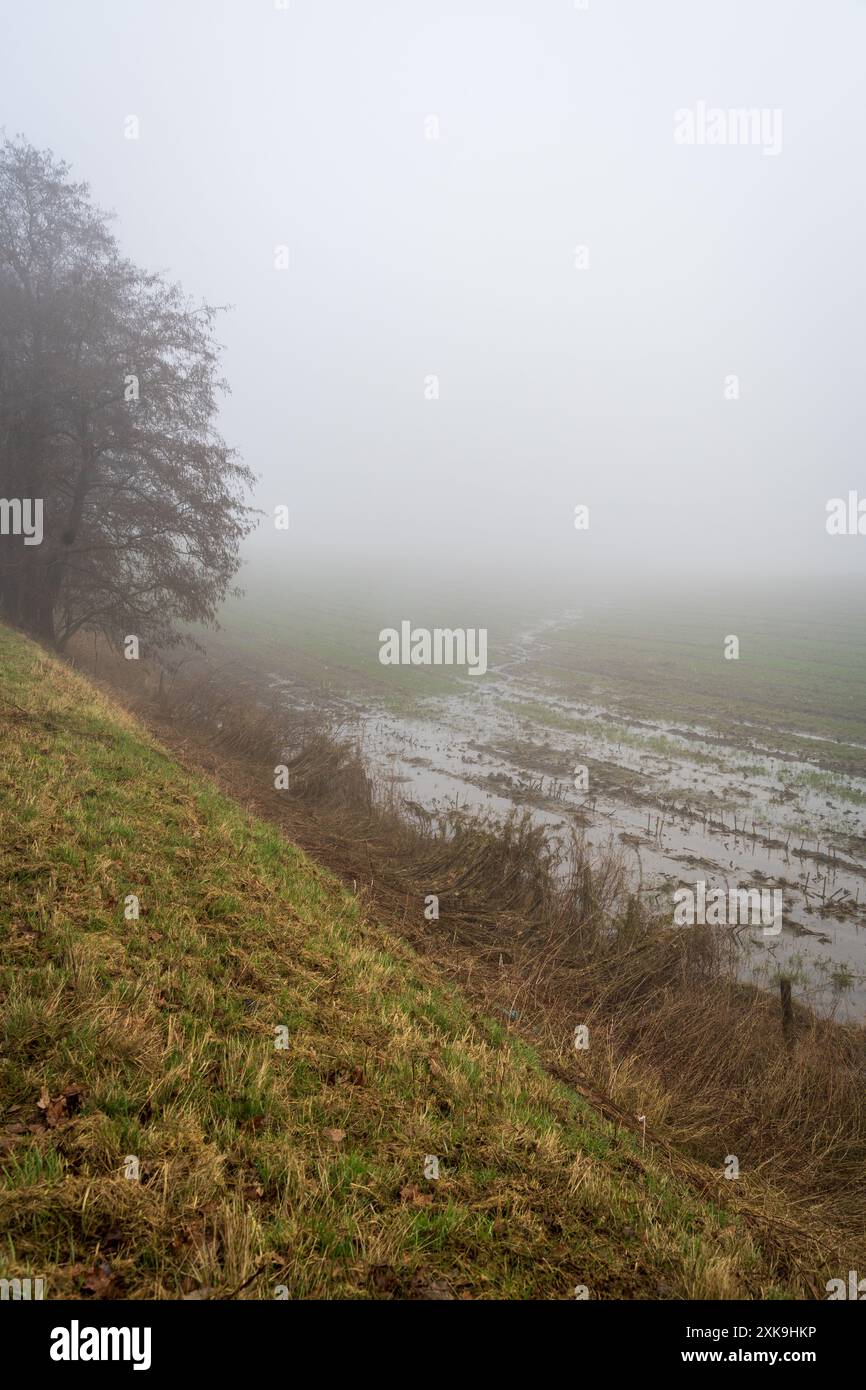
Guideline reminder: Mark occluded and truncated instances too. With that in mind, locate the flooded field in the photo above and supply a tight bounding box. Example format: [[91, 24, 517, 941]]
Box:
[[311, 612, 866, 1019], [218, 575, 865, 1019]]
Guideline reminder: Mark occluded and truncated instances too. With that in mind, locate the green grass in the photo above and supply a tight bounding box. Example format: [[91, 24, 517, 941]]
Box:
[[0, 624, 796, 1299], [779, 767, 866, 806]]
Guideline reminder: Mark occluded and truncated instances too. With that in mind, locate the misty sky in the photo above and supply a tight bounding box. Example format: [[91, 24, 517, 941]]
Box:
[[2, 0, 865, 591]]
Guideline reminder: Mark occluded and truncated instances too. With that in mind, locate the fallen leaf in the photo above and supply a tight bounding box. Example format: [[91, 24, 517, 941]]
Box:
[[81, 1261, 118, 1299], [36, 1084, 83, 1129], [369, 1266, 400, 1295], [409, 1271, 454, 1301], [325, 1066, 365, 1087], [399, 1184, 433, 1207], [39, 1091, 67, 1128]]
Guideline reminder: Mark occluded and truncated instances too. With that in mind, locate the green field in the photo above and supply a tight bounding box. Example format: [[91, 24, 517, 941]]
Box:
[[527, 586, 866, 778], [210, 566, 537, 706]]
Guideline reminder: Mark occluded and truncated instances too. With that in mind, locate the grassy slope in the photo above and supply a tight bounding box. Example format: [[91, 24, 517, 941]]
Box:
[[0, 625, 791, 1299]]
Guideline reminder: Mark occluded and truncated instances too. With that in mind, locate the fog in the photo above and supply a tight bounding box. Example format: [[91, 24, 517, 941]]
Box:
[[3, 0, 865, 595], [5, 6, 866, 1305]]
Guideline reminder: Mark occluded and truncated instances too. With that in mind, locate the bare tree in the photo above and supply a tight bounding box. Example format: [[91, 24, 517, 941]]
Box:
[[0, 136, 255, 649]]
